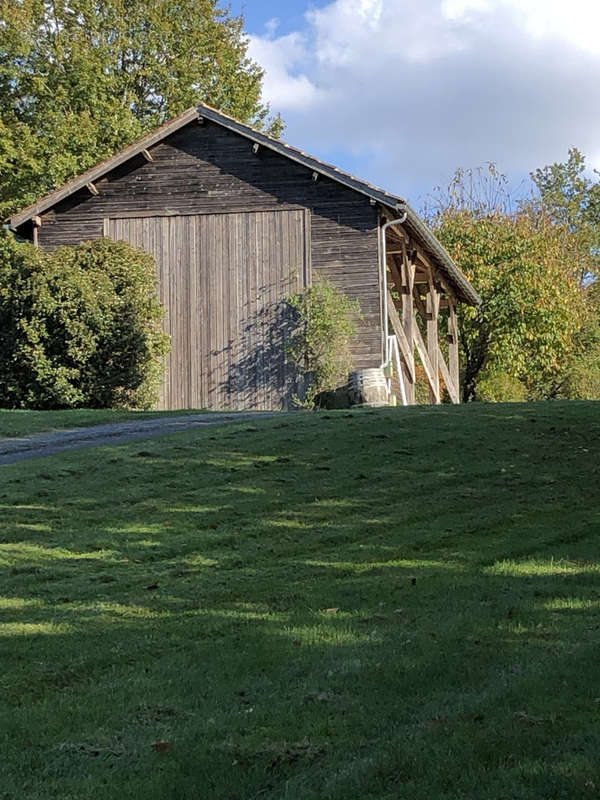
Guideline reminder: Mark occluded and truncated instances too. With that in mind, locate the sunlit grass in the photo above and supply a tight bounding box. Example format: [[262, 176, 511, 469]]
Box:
[[486, 559, 600, 576], [0, 401, 599, 799]]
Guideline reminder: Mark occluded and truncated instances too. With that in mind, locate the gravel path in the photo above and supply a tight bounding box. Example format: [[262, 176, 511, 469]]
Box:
[[0, 412, 279, 466]]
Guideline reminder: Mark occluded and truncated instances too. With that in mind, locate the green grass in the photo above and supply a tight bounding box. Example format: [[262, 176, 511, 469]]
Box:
[[0, 408, 207, 438], [1, 401, 599, 799]]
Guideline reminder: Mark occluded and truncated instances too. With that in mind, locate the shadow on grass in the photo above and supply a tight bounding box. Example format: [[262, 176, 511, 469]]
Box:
[[0, 402, 599, 799]]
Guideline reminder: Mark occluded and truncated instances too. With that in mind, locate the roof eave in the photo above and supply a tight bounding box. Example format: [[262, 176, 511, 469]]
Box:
[[403, 205, 482, 306], [8, 101, 481, 307], [9, 108, 201, 229]]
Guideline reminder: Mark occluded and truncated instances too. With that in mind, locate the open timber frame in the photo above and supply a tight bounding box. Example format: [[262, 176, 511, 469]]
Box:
[[9, 102, 480, 411], [382, 210, 461, 405]]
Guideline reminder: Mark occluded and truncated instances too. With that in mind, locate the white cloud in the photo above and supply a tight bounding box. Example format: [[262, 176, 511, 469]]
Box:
[[444, 0, 600, 54], [250, 0, 600, 201], [248, 30, 320, 111]]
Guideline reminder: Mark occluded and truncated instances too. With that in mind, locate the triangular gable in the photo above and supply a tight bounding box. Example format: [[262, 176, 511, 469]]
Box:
[[9, 102, 480, 306]]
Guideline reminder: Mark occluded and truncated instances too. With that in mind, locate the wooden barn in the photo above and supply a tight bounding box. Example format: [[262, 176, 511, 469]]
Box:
[[9, 103, 480, 410]]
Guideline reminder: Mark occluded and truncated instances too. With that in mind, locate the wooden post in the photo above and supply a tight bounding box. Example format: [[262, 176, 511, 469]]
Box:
[[426, 277, 440, 405], [32, 215, 41, 247], [401, 241, 416, 404], [448, 300, 460, 403]]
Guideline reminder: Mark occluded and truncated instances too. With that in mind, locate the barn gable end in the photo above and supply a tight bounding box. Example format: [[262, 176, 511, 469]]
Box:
[[10, 104, 480, 411]]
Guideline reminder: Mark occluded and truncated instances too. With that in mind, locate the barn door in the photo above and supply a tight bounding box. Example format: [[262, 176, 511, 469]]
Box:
[[105, 210, 310, 410]]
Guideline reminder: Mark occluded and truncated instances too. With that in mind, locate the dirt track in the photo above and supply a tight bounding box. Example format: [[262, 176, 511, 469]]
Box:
[[0, 412, 278, 466]]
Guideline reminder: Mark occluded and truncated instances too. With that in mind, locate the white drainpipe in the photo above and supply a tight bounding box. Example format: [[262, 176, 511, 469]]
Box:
[[380, 208, 408, 366]]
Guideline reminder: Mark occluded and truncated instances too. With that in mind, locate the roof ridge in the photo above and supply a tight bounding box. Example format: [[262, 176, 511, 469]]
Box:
[[8, 101, 480, 305], [195, 101, 404, 204]]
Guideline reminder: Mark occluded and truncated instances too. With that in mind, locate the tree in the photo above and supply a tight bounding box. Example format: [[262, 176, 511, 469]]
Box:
[[436, 208, 584, 401], [531, 148, 600, 283], [0, 0, 283, 218], [426, 166, 589, 401]]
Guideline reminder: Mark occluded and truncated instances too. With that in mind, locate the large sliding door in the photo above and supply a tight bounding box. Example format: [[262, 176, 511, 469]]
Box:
[[106, 209, 310, 410]]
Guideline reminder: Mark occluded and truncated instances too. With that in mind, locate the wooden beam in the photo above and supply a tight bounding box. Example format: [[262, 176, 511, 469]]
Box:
[[86, 182, 99, 196], [413, 320, 441, 404], [448, 301, 460, 403], [438, 347, 460, 404], [426, 284, 440, 404], [413, 287, 427, 320], [387, 254, 403, 296], [401, 241, 416, 404], [32, 215, 42, 247], [141, 148, 154, 162], [387, 291, 416, 383]]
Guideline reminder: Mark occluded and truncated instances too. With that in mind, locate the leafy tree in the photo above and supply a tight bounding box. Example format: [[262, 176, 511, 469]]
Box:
[[425, 165, 594, 401], [0, 232, 169, 408], [553, 281, 600, 400], [436, 207, 585, 401], [0, 0, 283, 218], [532, 148, 600, 283], [286, 283, 360, 408]]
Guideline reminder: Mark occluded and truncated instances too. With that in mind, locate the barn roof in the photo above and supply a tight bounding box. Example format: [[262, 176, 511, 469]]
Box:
[[9, 102, 480, 306]]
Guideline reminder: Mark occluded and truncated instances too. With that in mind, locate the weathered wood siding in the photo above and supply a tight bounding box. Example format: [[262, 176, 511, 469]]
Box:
[[34, 121, 382, 407], [106, 210, 309, 410]]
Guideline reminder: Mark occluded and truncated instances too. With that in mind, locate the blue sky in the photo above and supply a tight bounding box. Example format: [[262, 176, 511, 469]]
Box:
[[225, 1, 319, 36], [220, 1, 600, 209]]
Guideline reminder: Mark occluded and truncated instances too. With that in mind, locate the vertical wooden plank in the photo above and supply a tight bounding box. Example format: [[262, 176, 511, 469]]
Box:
[[103, 209, 308, 412], [230, 213, 239, 410], [188, 216, 197, 407], [224, 209, 235, 410], [250, 211, 259, 409], [400, 242, 416, 405], [265, 210, 276, 410], [257, 211, 267, 409], [207, 213, 217, 408], [448, 300, 460, 404], [217, 212, 227, 409], [159, 216, 170, 410], [183, 216, 192, 409], [426, 283, 441, 405], [198, 213, 209, 408], [165, 216, 174, 408]]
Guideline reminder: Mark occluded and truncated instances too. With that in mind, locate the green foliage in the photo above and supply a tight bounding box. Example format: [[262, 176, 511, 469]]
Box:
[[552, 283, 600, 400], [436, 208, 585, 401], [476, 367, 528, 403], [425, 163, 595, 401], [0, 0, 283, 218], [532, 148, 600, 282], [0, 232, 169, 409], [286, 282, 360, 408]]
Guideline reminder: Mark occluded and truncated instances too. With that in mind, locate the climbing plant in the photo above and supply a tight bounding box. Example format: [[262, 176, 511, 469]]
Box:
[[286, 282, 360, 408]]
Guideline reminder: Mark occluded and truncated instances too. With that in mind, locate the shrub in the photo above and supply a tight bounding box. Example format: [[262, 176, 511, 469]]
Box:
[[0, 232, 169, 408], [286, 281, 360, 408], [476, 368, 528, 403]]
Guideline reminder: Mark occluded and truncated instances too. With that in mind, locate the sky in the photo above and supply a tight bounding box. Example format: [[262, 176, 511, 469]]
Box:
[[222, 0, 600, 209]]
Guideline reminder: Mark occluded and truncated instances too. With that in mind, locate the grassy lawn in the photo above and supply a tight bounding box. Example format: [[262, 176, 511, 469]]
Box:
[[1, 401, 599, 799], [0, 408, 208, 438]]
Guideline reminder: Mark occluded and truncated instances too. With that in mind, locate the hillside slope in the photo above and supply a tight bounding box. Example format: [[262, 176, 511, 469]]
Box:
[[1, 402, 599, 799]]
